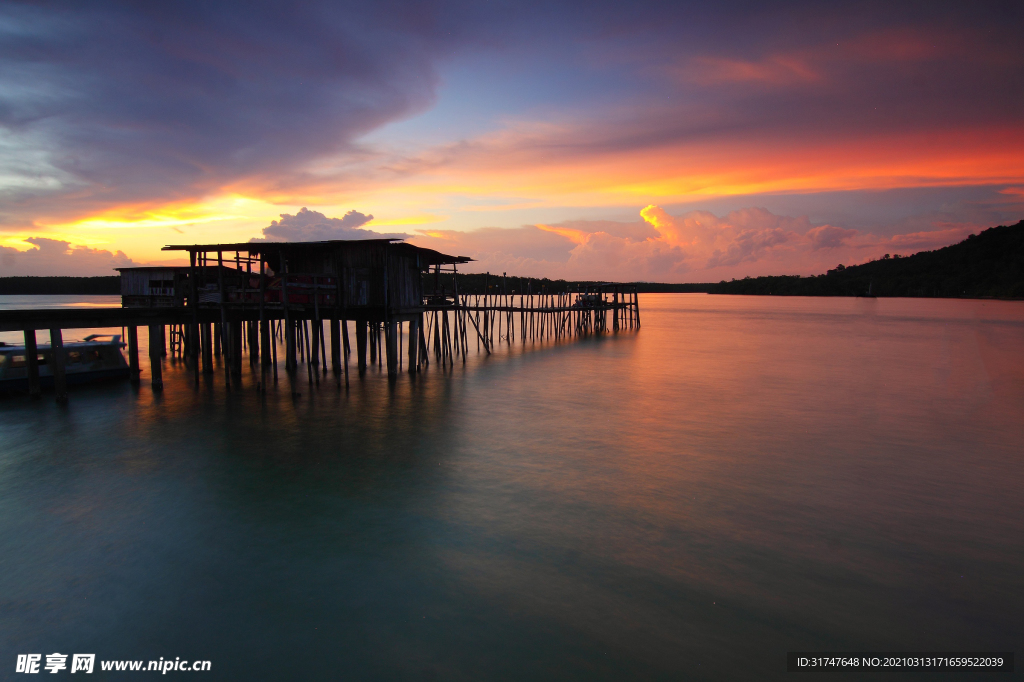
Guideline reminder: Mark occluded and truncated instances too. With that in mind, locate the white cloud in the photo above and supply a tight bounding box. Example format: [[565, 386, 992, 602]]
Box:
[[252, 207, 407, 242]]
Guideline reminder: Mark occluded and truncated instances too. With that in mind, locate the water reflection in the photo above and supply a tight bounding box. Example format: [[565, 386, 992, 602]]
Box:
[[1, 294, 1021, 680]]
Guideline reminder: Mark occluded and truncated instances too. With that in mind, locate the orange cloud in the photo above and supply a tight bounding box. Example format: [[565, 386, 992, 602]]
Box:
[[407, 205, 986, 283], [683, 55, 819, 86], [536, 223, 590, 245]]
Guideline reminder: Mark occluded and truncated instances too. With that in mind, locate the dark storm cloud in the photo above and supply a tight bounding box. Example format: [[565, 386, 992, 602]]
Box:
[[0, 0, 505, 223], [1, 0, 1021, 230]]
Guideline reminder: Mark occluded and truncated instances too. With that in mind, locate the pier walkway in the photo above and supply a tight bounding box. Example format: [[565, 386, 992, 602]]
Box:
[[0, 239, 639, 402]]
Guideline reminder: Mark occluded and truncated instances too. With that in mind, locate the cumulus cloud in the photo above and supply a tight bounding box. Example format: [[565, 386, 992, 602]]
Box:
[[253, 207, 406, 242], [807, 225, 858, 249], [0, 238, 136, 276], [408, 205, 988, 282]]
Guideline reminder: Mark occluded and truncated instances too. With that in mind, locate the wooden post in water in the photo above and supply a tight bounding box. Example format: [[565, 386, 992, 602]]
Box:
[[386, 319, 398, 378], [248, 320, 259, 367], [24, 329, 41, 399], [270, 321, 278, 379], [188, 250, 200, 384], [310, 319, 320, 370], [330, 320, 341, 372], [230, 320, 243, 378], [283, 278, 296, 371], [50, 328, 67, 404], [613, 290, 619, 331], [217, 251, 232, 385], [407, 317, 418, 373], [201, 323, 213, 374], [258, 258, 270, 390], [149, 325, 163, 390], [419, 315, 429, 367], [369, 322, 378, 364], [356, 320, 368, 371], [127, 326, 141, 384]]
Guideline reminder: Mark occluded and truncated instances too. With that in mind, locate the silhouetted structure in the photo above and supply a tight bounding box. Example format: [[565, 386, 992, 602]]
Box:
[[0, 239, 640, 401]]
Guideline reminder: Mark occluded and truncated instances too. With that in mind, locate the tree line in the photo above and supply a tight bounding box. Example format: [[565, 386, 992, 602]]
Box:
[[706, 220, 1024, 299]]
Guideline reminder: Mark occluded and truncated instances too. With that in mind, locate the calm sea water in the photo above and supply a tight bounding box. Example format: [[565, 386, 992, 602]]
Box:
[[1, 294, 1021, 680]]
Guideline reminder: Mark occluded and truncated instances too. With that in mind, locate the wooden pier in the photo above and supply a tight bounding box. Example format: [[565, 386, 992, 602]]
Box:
[[0, 239, 640, 401]]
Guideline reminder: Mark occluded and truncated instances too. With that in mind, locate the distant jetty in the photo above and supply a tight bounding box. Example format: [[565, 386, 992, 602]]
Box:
[[0, 273, 709, 296], [708, 220, 1024, 299], [0, 239, 640, 402]]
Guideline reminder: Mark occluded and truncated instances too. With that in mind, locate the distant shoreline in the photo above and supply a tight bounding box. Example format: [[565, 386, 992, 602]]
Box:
[[3, 219, 1021, 299], [0, 276, 120, 295], [0, 275, 717, 296]]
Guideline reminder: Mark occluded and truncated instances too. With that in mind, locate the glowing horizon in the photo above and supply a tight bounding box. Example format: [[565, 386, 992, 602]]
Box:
[[1, 2, 1021, 280]]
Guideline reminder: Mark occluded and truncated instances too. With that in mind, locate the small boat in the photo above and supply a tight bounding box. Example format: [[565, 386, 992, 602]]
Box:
[[0, 334, 130, 393], [856, 280, 877, 298], [571, 293, 603, 309]]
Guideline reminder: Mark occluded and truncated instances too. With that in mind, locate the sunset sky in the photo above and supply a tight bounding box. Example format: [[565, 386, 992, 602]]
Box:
[[1, 1, 1022, 281]]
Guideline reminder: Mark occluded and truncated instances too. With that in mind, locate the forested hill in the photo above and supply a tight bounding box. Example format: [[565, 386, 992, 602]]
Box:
[[707, 220, 1024, 298]]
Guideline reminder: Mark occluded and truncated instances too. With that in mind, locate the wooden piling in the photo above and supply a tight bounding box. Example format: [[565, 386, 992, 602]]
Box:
[[419, 316, 429, 367], [386, 319, 398, 377], [369, 322, 378, 364], [149, 325, 163, 390], [188, 251, 200, 385], [330, 319, 341, 372], [127, 326, 141, 384], [613, 290, 619, 330], [201, 323, 214, 374], [230, 320, 243, 378], [217, 251, 232, 384], [270, 321, 278, 379], [311, 319, 321, 368], [356, 320, 368, 371], [24, 329, 41, 399], [50, 328, 68, 404], [407, 317, 418, 372], [260, 320, 272, 369], [248, 320, 259, 366]]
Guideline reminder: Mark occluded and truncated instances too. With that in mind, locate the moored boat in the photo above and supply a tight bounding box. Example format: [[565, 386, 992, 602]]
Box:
[[0, 334, 130, 393]]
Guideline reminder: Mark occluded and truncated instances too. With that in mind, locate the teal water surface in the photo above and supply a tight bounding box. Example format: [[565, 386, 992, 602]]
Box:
[[1, 294, 1022, 680]]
